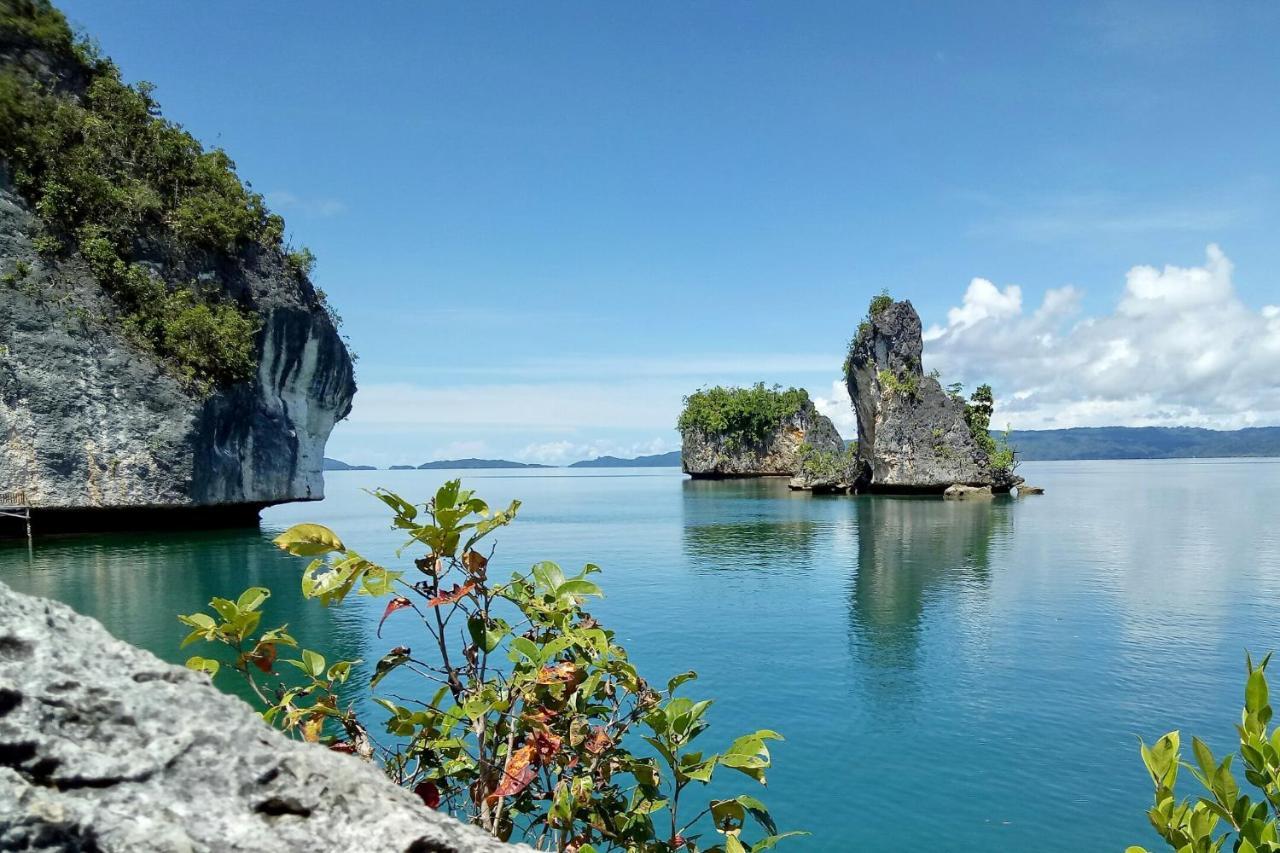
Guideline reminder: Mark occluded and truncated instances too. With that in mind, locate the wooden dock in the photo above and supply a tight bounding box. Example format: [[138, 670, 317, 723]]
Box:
[[0, 492, 31, 543]]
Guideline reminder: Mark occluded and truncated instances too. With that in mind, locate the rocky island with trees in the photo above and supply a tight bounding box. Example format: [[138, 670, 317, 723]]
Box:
[[677, 293, 1027, 497]]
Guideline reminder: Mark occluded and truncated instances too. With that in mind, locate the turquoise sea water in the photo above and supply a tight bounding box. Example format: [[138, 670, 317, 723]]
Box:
[[4, 459, 1280, 851]]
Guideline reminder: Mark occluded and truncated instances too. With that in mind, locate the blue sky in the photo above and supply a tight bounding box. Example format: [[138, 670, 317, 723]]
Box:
[[61, 1, 1280, 465]]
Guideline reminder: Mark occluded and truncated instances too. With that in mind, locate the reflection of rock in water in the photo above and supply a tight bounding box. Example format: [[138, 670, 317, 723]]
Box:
[[0, 528, 364, 706], [681, 477, 818, 571], [850, 497, 1008, 673]]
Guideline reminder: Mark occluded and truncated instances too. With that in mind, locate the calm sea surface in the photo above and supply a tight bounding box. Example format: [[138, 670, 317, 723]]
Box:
[[4, 459, 1280, 851]]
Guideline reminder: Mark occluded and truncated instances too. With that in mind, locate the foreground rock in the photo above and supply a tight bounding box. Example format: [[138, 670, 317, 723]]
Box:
[[0, 581, 521, 852], [1018, 484, 1045, 495], [0, 12, 354, 528], [680, 389, 845, 478], [845, 299, 1019, 493], [944, 484, 993, 499]]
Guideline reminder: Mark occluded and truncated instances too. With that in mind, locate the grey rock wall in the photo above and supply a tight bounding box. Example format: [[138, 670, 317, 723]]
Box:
[[845, 300, 994, 491], [681, 400, 845, 478], [0, 175, 354, 516], [0, 580, 523, 853]]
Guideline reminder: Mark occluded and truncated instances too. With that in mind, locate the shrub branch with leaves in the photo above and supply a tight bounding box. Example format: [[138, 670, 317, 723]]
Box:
[[1129, 654, 1280, 853], [179, 480, 803, 853]]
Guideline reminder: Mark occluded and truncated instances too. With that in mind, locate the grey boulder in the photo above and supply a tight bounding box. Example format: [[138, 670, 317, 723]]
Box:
[[0, 580, 523, 853]]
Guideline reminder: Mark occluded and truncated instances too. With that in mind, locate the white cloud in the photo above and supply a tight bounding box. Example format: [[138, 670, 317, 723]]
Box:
[[813, 379, 857, 437], [924, 244, 1280, 429], [518, 437, 676, 465]]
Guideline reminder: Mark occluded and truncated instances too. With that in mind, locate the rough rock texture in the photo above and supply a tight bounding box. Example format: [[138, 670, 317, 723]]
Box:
[[681, 400, 845, 478], [845, 300, 1009, 492], [1017, 484, 1045, 495], [943, 484, 993, 500], [0, 36, 354, 518], [0, 580, 524, 853]]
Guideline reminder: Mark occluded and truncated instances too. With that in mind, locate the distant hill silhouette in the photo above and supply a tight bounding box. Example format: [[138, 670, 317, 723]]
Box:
[[569, 451, 682, 468], [1008, 426, 1280, 460], [388, 465, 417, 470], [417, 458, 552, 469], [322, 457, 376, 471]]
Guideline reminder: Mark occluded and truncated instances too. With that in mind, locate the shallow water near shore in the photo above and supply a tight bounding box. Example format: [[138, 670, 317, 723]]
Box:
[[4, 458, 1280, 851]]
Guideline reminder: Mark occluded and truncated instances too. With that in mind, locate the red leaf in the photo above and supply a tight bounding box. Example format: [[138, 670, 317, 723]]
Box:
[[427, 581, 475, 608], [377, 596, 413, 637], [584, 726, 612, 755], [414, 780, 441, 809], [250, 641, 277, 673], [491, 743, 536, 798]]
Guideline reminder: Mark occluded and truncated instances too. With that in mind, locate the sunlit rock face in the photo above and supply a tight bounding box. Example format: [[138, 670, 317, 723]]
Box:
[[845, 300, 992, 492], [0, 178, 354, 519], [681, 400, 845, 478], [0, 580, 522, 853]]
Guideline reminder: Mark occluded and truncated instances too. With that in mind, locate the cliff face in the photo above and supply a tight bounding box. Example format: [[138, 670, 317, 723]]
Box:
[[0, 7, 354, 519], [681, 399, 845, 478], [0, 580, 520, 853], [0, 180, 354, 513], [845, 300, 992, 491]]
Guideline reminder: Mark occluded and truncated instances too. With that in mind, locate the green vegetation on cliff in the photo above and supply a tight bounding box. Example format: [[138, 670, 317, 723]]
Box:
[[0, 0, 316, 389], [678, 383, 811, 450]]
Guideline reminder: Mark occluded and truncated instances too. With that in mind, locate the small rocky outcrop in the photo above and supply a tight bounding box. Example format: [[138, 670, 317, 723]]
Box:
[[0, 580, 522, 853], [943, 484, 993, 500], [845, 299, 1019, 493], [679, 387, 845, 478], [1017, 484, 1045, 496]]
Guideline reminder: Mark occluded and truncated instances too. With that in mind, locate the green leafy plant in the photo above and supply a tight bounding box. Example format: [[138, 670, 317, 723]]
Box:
[[179, 481, 803, 852], [797, 442, 857, 481], [876, 368, 919, 399], [844, 290, 894, 383], [677, 383, 811, 452], [1129, 654, 1280, 853], [867, 288, 893, 318]]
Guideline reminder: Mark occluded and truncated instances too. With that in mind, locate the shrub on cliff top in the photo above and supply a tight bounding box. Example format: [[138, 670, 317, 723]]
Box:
[[677, 383, 811, 451], [0, 0, 297, 388], [180, 481, 804, 852]]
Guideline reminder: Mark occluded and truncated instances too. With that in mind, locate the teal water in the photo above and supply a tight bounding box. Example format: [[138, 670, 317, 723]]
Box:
[[3, 459, 1280, 851]]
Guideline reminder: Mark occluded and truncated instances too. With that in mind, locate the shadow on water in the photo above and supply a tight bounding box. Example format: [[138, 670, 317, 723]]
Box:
[[0, 527, 367, 707], [849, 495, 1011, 678]]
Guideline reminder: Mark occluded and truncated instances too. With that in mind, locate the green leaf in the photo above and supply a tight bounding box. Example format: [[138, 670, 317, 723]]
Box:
[[556, 579, 603, 599], [370, 648, 411, 689], [467, 614, 506, 653], [303, 649, 326, 678], [509, 636, 542, 666], [753, 832, 810, 851], [273, 523, 345, 557], [1247, 668, 1269, 714], [185, 656, 219, 678], [235, 587, 270, 612], [668, 671, 698, 695], [532, 561, 566, 594], [178, 612, 216, 630]]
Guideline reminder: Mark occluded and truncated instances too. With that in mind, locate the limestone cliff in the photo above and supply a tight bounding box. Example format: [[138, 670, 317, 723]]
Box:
[[845, 299, 1010, 492], [679, 386, 845, 478], [0, 4, 354, 524], [0, 580, 522, 852]]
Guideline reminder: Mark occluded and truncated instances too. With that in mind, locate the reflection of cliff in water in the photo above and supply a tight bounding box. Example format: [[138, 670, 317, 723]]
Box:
[[0, 528, 366, 705], [850, 496, 1010, 671], [681, 477, 820, 571]]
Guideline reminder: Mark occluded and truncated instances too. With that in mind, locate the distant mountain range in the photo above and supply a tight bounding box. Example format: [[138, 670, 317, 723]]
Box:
[[328, 427, 1280, 474], [416, 458, 553, 469], [1007, 426, 1280, 461], [322, 457, 376, 471], [569, 451, 683, 468]]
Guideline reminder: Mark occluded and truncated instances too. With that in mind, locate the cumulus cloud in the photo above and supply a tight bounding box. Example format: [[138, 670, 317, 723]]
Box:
[[812, 379, 858, 437], [924, 244, 1280, 429]]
